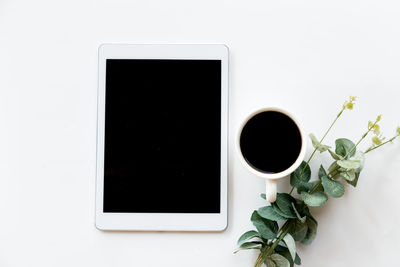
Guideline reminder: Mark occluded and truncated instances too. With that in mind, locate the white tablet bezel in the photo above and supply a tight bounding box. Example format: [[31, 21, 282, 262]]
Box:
[[95, 44, 229, 231]]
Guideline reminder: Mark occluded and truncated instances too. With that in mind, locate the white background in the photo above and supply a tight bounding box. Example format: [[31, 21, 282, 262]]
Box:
[[1, 0, 400, 266]]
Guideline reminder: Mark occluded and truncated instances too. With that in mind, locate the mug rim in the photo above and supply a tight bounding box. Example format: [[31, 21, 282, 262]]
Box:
[[236, 107, 307, 180]]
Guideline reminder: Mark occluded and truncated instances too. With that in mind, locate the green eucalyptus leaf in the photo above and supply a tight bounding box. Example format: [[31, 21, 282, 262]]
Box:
[[275, 246, 301, 267], [291, 203, 306, 223], [261, 193, 266, 200], [328, 161, 340, 174], [294, 198, 318, 223], [234, 241, 262, 253], [337, 159, 361, 170], [318, 165, 327, 179], [301, 192, 328, 207], [296, 180, 324, 194], [328, 149, 343, 160], [271, 253, 290, 267], [301, 218, 318, 245], [301, 205, 318, 225], [283, 233, 296, 261], [265, 258, 276, 267], [309, 133, 331, 152], [271, 203, 297, 219], [311, 181, 324, 193], [290, 161, 311, 188], [275, 193, 297, 218], [321, 175, 345, 198], [271, 203, 290, 218], [347, 171, 360, 187], [331, 172, 342, 180], [294, 254, 301, 265], [288, 220, 308, 242], [349, 151, 365, 172], [295, 181, 310, 194], [335, 138, 356, 158], [294, 198, 309, 214], [341, 169, 356, 182], [237, 230, 260, 246], [251, 211, 279, 240], [258, 206, 287, 221]]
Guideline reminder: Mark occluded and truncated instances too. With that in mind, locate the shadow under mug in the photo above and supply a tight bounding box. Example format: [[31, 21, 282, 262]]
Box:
[[237, 107, 307, 202]]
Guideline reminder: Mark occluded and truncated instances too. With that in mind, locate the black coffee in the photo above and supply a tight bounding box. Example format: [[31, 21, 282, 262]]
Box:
[[240, 111, 302, 173]]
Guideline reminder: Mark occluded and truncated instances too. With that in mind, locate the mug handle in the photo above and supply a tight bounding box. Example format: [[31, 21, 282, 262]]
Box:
[[265, 179, 277, 203]]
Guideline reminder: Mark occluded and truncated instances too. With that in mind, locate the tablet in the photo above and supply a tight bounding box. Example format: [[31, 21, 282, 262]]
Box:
[[95, 44, 229, 231]]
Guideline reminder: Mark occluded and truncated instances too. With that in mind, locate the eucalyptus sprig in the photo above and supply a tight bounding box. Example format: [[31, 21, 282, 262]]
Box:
[[235, 97, 399, 267]]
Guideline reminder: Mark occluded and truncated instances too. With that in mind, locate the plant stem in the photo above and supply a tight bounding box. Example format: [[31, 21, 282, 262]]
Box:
[[309, 180, 321, 194], [304, 108, 344, 170], [269, 226, 291, 252], [290, 108, 345, 195], [344, 135, 367, 158], [309, 119, 381, 194], [365, 135, 399, 153], [289, 187, 295, 195], [329, 169, 340, 179], [258, 221, 292, 264], [254, 252, 264, 267], [321, 109, 345, 144], [309, 167, 340, 194], [344, 120, 378, 158]]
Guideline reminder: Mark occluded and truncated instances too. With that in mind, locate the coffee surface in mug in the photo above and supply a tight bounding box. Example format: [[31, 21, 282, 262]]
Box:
[[240, 111, 302, 173]]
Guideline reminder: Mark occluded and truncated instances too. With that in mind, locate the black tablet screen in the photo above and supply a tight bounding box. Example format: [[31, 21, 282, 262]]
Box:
[[103, 59, 221, 213]]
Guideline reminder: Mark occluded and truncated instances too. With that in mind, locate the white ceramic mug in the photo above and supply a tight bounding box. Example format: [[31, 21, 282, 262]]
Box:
[[237, 107, 307, 202]]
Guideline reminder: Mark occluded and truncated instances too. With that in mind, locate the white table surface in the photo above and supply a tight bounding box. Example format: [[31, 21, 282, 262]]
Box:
[[1, 0, 400, 266]]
